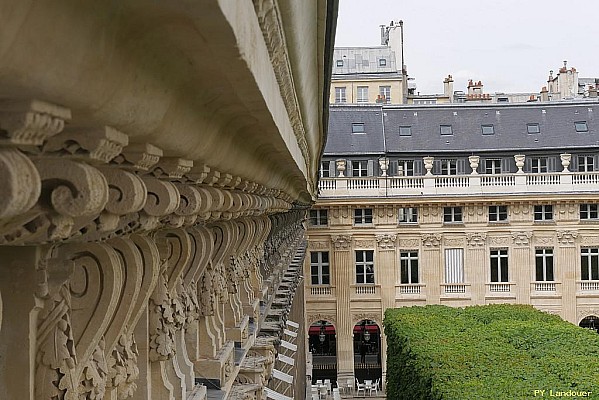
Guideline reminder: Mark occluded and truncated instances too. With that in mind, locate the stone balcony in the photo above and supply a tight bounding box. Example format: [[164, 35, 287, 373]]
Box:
[[318, 171, 599, 199]]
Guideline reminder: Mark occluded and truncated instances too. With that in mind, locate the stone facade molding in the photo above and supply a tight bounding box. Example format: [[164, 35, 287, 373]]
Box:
[[511, 231, 533, 247], [307, 313, 337, 327], [376, 234, 397, 250], [352, 313, 381, 328], [331, 235, 352, 250], [557, 230, 579, 246], [466, 232, 487, 247], [421, 233, 442, 248]]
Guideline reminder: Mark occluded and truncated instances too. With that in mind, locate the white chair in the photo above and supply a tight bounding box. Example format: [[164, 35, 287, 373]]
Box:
[[369, 378, 380, 396], [333, 387, 342, 400], [364, 380, 373, 397], [311, 394, 319, 400], [345, 378, 354, 395], [316, 379, 323, 385], [318, 385, 328, 399], [356, 378, 366, 397], [324, 379, 332, 394]]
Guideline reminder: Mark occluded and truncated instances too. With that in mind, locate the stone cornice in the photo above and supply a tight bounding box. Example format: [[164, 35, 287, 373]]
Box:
[[0, 100, 294, 245]]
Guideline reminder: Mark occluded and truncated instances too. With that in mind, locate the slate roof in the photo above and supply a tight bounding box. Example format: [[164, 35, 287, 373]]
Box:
[[325, 102, 599, 156]]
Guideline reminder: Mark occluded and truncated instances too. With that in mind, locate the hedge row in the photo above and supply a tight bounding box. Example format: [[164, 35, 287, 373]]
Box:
[[384, 305, 599, 399]]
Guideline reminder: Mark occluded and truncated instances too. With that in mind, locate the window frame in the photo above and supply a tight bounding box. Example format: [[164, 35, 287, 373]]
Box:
[[578, 155, 594, 172], [575, 121, 589, 133], [534, 205, 553, 221], [355, 250, 375, 284], [531, 157, 548, 173], [351, 123, 365, 134], [581, 204, 599, 220], [336, 59, 344, 67], [379, 58, 387, 67], [335, 87, 347, 103], [351, 160, 368, 177], [581, 248, 599, 281], [535, 248, 554, 282], [485, 159, 501, 174], [527, 123, 540, 134], [440, 124, 453, 136], [310, 251, 330, 285], [398, 207, 418, 224], [400, 251, 419, 284], [488, 205, 508, 222], [309, 209, 328, 227], [443, 206, 463, 223], [379, 85, 391, 103], [399, 126, 412, 137], [357, 86, 369, 103], [481, 124, 495, 135], [354, 208, 373, 225], [398, 160, 414, 176], [440, 159, 457, 175], [320, 160, 331, 178], [490, 249, 509, 282]]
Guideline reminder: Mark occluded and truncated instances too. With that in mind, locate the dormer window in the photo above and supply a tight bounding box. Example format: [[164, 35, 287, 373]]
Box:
[[481, 124, 494, 135], [379, 58, 387, 67], [575, 121, 589, 132], [440, 125, 453, 136], [399, 126, 412, 136], [336, 59, 344, 67], [527, 123, 540, 134], [352, 123, 365, 134]]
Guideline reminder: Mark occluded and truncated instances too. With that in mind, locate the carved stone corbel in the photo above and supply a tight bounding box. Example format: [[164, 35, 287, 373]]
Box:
[[0, 99, 70, 146], [44, 126, 129, 164]]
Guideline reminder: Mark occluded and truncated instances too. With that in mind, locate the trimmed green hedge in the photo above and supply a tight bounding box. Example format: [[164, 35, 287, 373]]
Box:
[[384, 305, 599, 399]]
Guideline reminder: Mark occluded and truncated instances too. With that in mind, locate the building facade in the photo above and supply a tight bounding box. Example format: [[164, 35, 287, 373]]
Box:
[[0, 1, 337, 400], [330, 21, 409, 105], [306, 101, 599, 387]]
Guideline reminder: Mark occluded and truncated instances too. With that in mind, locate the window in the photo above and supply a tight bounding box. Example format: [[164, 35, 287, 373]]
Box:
[[581, 204, 599, 220], [309, 209, 328, 226], [398, 207, 418, 223], [497, 97, 509, 103], [527, 123, 540, 134], [440, 124, 453, 135], [400, 251, 419, 284], [481, 124, 494, 135], [440, 159, 457, 175], [581, 248, 599, 280], [398, 160, 414, 176], [443, 206, 463, 223], [531, 157, 548, 173], [379, 58, 387, 67], [399, 126, 411, 136], [578, 155, 594, 172], [379, 86, 391, 103], [320, 160, 331, 178], [490, 249, 509, 282], [414, 99, 436, 105], [336, 60, 343, 67], [357, 86, 369, 103], [355, 250, 375, 284], [445, 248, 464, 283], [535, 248, 554, 282], [354, 208, 373, 225], [352, 160, 368, 177], [352, 123, 365, 134], [310, 251, 330, 285], [534, 205, 553, 221], [485, 159, 501, 174], [335, 87, 347, 103], [575, 121, 589, 132], [489, 205, 508, 222]]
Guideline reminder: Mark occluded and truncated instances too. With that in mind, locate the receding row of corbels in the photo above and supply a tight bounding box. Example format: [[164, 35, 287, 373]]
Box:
[[0, 99, 300, 245]]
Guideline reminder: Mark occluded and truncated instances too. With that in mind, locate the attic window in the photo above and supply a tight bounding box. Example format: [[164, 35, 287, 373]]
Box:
[[575, 121, 589, 132], [399, 126, 412, 136], [352, 123, 365, 134], [336, 60, 344, 67], [440, 125, 453, 136], [379, 58, 387, 67], [481, 124, 494, 135], [526, 123, 540, 134]]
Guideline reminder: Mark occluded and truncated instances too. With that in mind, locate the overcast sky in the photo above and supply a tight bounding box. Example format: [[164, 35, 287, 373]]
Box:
[[335, 0, 599, 94]]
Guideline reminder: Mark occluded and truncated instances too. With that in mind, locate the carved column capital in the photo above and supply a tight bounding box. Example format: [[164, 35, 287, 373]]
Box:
[[331, 234, 352, 250], [376, 234, 397, 250]]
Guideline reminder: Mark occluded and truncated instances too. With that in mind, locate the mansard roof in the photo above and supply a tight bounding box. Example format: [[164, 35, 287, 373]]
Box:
[[325, 101, 599, 155]]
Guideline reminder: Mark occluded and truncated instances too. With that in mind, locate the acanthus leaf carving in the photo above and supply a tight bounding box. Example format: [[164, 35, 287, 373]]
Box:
[[331, 235, 351, 250], [557, 230, 579, 245], [0, 99, 70, 146], [466, 232, 487, 247], [421, 233, 442, 248], [512, 231, 532, 246], [44, 126, 129, 164]]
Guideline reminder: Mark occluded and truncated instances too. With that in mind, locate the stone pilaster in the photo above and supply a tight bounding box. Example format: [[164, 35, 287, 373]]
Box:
[[557, 230, 579, 323], [421, 234, 443, 304], [512, 232, 533, 303], [466, 232, 487, 304]]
